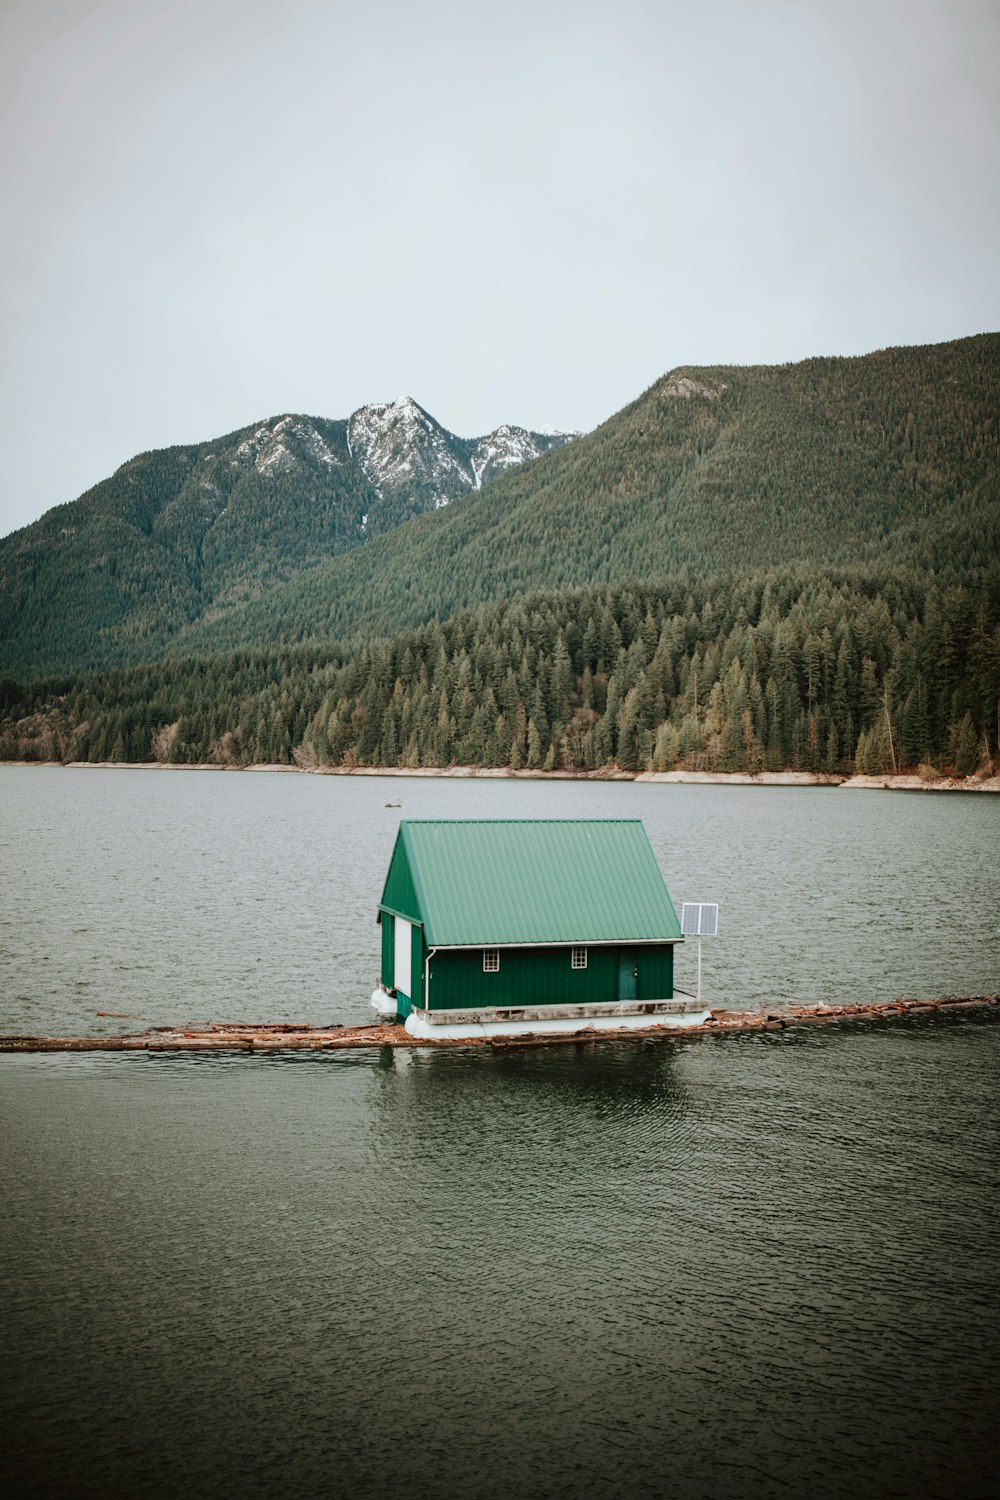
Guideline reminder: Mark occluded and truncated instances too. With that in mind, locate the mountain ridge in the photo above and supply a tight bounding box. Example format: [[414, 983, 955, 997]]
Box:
[[2, 334, 997, 778], [152, 333, 1000, 663], [1, 334, 997, 677]]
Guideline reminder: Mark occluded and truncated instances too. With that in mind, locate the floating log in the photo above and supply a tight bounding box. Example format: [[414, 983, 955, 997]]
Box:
[[1, 995, 997, 1053]]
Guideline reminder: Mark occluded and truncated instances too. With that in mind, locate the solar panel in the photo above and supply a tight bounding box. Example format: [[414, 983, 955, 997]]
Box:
[[681, 902, 719, 936]]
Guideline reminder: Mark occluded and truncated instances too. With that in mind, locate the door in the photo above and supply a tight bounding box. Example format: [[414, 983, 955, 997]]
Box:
[[394, 916, 412, 999], [617, 951, 638, 1001]]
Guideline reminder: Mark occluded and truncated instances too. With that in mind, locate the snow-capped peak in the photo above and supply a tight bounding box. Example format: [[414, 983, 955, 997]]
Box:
[[467, 423, 575, 490], [347, 399, 579, 501], [225, 397, 578, 539], [348, 397, 467, 496], [233, 416, 340, 476]]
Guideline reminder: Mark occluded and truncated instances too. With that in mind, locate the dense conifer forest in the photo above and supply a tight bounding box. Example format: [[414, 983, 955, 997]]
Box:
[[3, 570, 997, 776]]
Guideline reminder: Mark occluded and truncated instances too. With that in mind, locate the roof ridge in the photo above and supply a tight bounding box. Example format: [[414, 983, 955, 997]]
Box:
[[400, 817, 643, 825]]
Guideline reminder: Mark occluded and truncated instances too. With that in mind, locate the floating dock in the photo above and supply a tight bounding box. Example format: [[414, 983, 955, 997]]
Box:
[[1, 994, 996, 1052]]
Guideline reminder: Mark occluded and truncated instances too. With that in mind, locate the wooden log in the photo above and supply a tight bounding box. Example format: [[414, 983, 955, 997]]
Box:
[[1, 996, 996, 1053]]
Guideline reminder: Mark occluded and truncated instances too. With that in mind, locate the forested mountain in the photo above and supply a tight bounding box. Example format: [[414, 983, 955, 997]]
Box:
[[3, 335, 997, 676], [0, 399, 574, 673], [1, 334, 998, 778], [94, 333, 1000, 668], [4, 570, 997, 776]]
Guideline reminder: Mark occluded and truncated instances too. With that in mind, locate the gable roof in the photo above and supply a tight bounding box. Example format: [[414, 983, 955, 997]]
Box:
[[380, 819, 682, 947]]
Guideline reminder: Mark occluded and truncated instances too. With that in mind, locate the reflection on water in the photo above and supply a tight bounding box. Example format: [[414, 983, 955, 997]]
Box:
[[1, 1013, 998, 1499]]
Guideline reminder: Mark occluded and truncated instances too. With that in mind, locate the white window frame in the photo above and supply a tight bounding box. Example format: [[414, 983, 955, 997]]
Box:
[[571, 946, 588, 970], [483, 948, 500, 973]]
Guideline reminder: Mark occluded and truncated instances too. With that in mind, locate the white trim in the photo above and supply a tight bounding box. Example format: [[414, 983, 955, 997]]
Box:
[[414, 997, 705, 1026], [571, 946, 588, 969], [427, 937, 682, 951], [482, 948, 500, 972]]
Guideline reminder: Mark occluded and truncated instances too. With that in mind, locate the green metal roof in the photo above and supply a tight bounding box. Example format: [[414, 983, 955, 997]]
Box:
[[385, 819, 682, 947]]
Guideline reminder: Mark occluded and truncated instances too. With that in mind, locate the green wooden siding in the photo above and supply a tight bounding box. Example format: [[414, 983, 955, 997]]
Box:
[[378, 832, 426, 1015], [378, 912, 426, 1013], [379, 834, 421, 923], [426, 944, 674, 1011]]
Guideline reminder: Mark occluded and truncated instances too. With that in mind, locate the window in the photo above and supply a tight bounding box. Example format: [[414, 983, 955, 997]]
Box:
[[483, 949, 500, 972], [571, 947, 588, 970]]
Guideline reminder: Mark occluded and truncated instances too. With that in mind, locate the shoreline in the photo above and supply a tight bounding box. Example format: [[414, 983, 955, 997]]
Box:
[[2, 760, 999, 792], [2, 994, 997, 1053]]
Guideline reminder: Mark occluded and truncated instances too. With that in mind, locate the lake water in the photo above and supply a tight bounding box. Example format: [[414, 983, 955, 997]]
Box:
[[2, 767, 998, 1035], [1, 768, 998, 1498]]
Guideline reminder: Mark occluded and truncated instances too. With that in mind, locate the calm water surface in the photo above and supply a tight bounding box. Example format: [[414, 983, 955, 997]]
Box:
[[1, 769, 998, 1498], [1, 766, 998, 1034]]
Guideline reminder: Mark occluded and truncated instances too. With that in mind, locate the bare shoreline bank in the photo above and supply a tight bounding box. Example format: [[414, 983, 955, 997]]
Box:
[[3, 760, 999, 793]]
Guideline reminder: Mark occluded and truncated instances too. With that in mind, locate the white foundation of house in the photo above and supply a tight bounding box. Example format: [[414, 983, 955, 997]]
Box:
[[370, 988, 399, 1019], [398, 997, 712, 1041]]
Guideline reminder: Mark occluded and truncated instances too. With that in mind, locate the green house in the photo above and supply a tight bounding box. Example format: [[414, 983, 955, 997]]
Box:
[[372, 819, 707, 1039]]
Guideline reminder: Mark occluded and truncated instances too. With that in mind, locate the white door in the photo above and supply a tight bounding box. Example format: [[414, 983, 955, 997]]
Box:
[[394, 915, 412, 998]]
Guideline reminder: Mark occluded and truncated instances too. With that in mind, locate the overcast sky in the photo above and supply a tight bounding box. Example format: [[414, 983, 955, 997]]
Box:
[[1, 0, 998, 537]]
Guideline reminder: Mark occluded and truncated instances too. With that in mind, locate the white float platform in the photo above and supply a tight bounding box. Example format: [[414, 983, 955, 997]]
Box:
[[402, 1007, 712, 1041]]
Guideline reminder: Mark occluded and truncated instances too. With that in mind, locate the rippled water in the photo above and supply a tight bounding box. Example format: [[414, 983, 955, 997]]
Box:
[[2, 1020, 998, 1499], [1, 769, 998, 1498]]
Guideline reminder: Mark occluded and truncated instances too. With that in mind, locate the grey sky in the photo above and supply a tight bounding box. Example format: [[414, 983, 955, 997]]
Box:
[[1, 0, 998, 538]]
